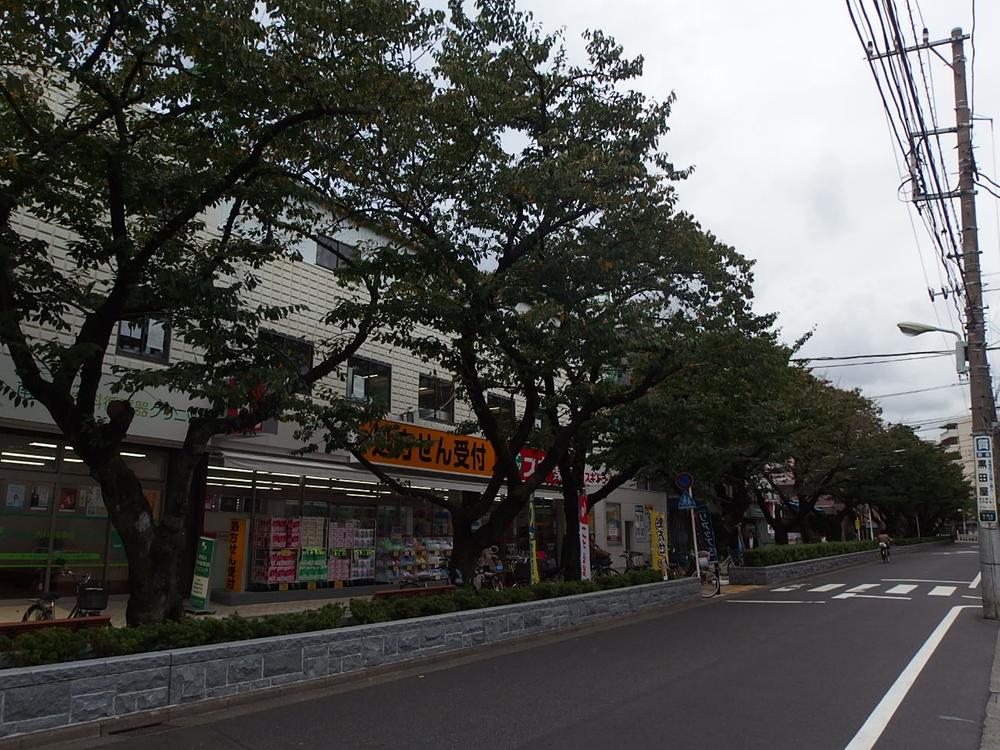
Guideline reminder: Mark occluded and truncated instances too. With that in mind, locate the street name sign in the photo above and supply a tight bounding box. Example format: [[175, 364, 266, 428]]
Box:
[[975, 434, 998, 526]]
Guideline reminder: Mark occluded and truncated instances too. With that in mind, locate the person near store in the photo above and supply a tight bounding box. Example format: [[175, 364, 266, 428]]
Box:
[[589, 533, 612, 569]]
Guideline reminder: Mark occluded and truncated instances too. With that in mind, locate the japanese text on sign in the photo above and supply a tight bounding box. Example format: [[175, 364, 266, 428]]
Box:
[[974, 434, 997, 525], [362, 421, 496, 477]]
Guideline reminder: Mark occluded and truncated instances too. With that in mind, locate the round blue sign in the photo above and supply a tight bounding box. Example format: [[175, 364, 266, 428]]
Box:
[[675, 471, 694, 490]]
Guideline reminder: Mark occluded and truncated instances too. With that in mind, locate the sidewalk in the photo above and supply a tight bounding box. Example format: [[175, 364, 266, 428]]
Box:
[[981, 627, 1000, 749], [0, 592, 370, 627]]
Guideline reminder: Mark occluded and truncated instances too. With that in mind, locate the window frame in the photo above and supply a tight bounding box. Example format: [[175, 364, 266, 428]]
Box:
[[346, 356, 392, 407], [487, 393, 516, 434], [315, 235, 357, 271], [116, 315, 171, 363], [418, 375, 455, 424]]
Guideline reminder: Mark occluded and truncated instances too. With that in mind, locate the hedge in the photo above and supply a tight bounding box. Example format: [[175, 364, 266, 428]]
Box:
[[0, 570, 663, 668], [349, 570, 663, 625], [741, 536, 950, 567]]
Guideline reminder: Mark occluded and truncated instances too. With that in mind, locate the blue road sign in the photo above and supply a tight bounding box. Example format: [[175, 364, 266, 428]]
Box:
[[677, 489, 696, 510]]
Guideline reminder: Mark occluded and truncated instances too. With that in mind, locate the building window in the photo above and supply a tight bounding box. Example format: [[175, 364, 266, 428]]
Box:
[[606, 503, 622, 544], [116, 316, 169, 362], [418, 375, 454, 423], [487, 393, 515, 435], [315, 235, 357, 271], [258, 330, 314, 395], [347, 357, 391, 406]]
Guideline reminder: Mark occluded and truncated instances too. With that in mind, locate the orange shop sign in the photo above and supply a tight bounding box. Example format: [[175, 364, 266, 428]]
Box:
[[362, 421, 495, 477]]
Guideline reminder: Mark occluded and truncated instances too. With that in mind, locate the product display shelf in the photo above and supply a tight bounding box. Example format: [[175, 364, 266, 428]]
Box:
[[376, 536, 452, 584]]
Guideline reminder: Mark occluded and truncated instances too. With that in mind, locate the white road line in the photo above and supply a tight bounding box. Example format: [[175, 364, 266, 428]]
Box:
[[882, 579, 970, 584], [928, 586, 956, 597], [726, 599, 826, 604], [970, 573, 982, 589], [847, 584, 879, 593], [808, 584, 845, 592], [844, 605, 978, 750], [834, 593, 911, 601], [772, 586, 800, 592], [886, 584, 918, 595], [963, 595, 983, 600]]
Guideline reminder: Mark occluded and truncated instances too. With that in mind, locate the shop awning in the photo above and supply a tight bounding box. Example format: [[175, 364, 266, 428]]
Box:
[[213, 448, 568, 499]]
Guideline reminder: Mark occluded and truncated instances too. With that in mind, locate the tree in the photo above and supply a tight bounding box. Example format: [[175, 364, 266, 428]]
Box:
[[0, 0, 437, 623], [312, 0, 758, 583], [828, 424, 972, 538]]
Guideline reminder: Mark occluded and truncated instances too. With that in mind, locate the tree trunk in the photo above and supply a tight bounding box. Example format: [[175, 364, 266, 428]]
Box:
[[91, 456, 186, 624], [560, 492, 581, 580], [448, 516, 484, 586], [772, 522, 789, 545]]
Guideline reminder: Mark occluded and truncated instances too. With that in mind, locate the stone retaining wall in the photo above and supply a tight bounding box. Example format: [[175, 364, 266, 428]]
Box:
[[728, 540, 951, 585], [0, 578, 698, 743]]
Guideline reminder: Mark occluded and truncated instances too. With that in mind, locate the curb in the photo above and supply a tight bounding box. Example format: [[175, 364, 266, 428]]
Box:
[[981, 626, 1000, 749]]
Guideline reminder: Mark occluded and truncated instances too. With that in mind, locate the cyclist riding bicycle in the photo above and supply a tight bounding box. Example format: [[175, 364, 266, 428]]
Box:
[[877, 530, 892, 561], [589, 533, 612, 570]]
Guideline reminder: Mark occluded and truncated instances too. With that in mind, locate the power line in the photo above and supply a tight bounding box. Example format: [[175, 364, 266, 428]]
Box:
[[794, 348, 950, 362], [868, 382, 965, 398]]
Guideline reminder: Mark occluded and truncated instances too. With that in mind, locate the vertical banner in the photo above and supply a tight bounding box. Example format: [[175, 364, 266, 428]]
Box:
[[528, 495, 540, 584], [649, 511, 669, 580], [225, 519, 248, 592], [695, 506, 719, 563], [578, 494, 591, 580], [189, 536, 216, 611]]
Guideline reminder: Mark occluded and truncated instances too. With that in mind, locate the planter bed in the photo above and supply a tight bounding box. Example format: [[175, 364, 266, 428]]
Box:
[[728, 538, 952, 586], [0, 577, 698, 743]]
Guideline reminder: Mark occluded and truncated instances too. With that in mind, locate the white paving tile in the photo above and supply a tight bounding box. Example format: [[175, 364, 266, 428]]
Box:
[[808, 584, 845, 592], [886, 584, 918, 595], [928, 586, 956, 597]]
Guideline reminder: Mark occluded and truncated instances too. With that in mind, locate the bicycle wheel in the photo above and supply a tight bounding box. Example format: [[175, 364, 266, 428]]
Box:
[[21, 604, 52, 622], [699, 570, 720, 598]]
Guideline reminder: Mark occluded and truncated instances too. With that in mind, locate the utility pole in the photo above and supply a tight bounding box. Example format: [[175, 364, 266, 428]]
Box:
[[950, 27, 1000, 620]]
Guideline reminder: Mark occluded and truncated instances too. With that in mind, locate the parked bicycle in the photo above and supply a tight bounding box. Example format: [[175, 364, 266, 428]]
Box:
[[590, 558, 620, 577], [621, 549, 649, 572], [22, 567, 109, 622], [668, 548, 720, 598]]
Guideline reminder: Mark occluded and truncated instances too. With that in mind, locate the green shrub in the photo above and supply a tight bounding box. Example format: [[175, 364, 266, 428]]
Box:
[[741, 536, 948, 567], [0, 567, 677, 667]]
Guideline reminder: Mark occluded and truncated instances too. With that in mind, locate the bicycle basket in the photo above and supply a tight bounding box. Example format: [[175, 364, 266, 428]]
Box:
[[77, 585, 109, 611]]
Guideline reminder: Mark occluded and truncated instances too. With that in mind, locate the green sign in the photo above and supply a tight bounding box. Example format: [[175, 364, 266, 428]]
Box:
[[189, 536, 215, 610]]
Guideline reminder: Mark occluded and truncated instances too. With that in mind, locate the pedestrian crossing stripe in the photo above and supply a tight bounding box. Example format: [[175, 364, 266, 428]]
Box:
[[768, 581, 975, 599]]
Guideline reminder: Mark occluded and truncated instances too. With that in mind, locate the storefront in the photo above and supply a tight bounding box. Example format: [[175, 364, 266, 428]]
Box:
[[0, 427, 169, 596]]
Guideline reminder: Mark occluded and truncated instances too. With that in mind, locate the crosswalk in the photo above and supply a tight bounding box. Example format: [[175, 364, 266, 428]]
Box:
[[767, 580, 980, 601]]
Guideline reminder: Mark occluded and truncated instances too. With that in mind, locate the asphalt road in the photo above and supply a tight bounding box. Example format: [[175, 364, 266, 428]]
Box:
[[90, 545, 997, 750]]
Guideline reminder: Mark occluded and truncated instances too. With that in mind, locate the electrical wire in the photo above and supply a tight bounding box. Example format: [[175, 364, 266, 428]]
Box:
[[868, 382, 965, 399], [793, 348, 951, 362]]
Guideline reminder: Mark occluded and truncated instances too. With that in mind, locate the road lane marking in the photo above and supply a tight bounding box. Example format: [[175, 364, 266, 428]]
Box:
[[726, 599, 826, 604], [847, 584, 879, 593], [809, 584, 845, 592], [883, 579, 970, 584], [970, 573, 982, 589], [928, 586, 956, 597], [937, 715, 977, 724], [963, 595, 982, 600], [844, 605, 978, 750], [833, 593, 910, 601], [885, 584, 917, 595], [772, 586, 802, 592]]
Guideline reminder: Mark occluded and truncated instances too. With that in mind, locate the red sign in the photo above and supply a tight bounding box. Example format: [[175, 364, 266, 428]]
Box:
[[518, 448, 610, 488]]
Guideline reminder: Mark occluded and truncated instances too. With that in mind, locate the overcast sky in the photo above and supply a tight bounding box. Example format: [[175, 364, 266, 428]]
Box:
[[502, 0, 998, 438]]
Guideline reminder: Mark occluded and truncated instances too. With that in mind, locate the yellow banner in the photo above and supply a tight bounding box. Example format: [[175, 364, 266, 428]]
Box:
[[225, 518, 248, 592], [529, 496, 540, 584], [649, 511, 669, 580], [362, 420, 496, 477]]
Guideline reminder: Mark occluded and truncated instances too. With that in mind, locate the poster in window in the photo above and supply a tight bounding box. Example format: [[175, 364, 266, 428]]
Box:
[[82, 486, 107, 517], [29, 485, 50, 511], [5, 483, 26, 510], [58, 487, 78, 512], [146, 319, 166, 353], [606, 503, 622, 544]]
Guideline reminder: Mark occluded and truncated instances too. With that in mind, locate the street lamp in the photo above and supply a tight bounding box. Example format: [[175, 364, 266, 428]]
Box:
[[896, 321, 968, 374], [897, 319, 998, 619]]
